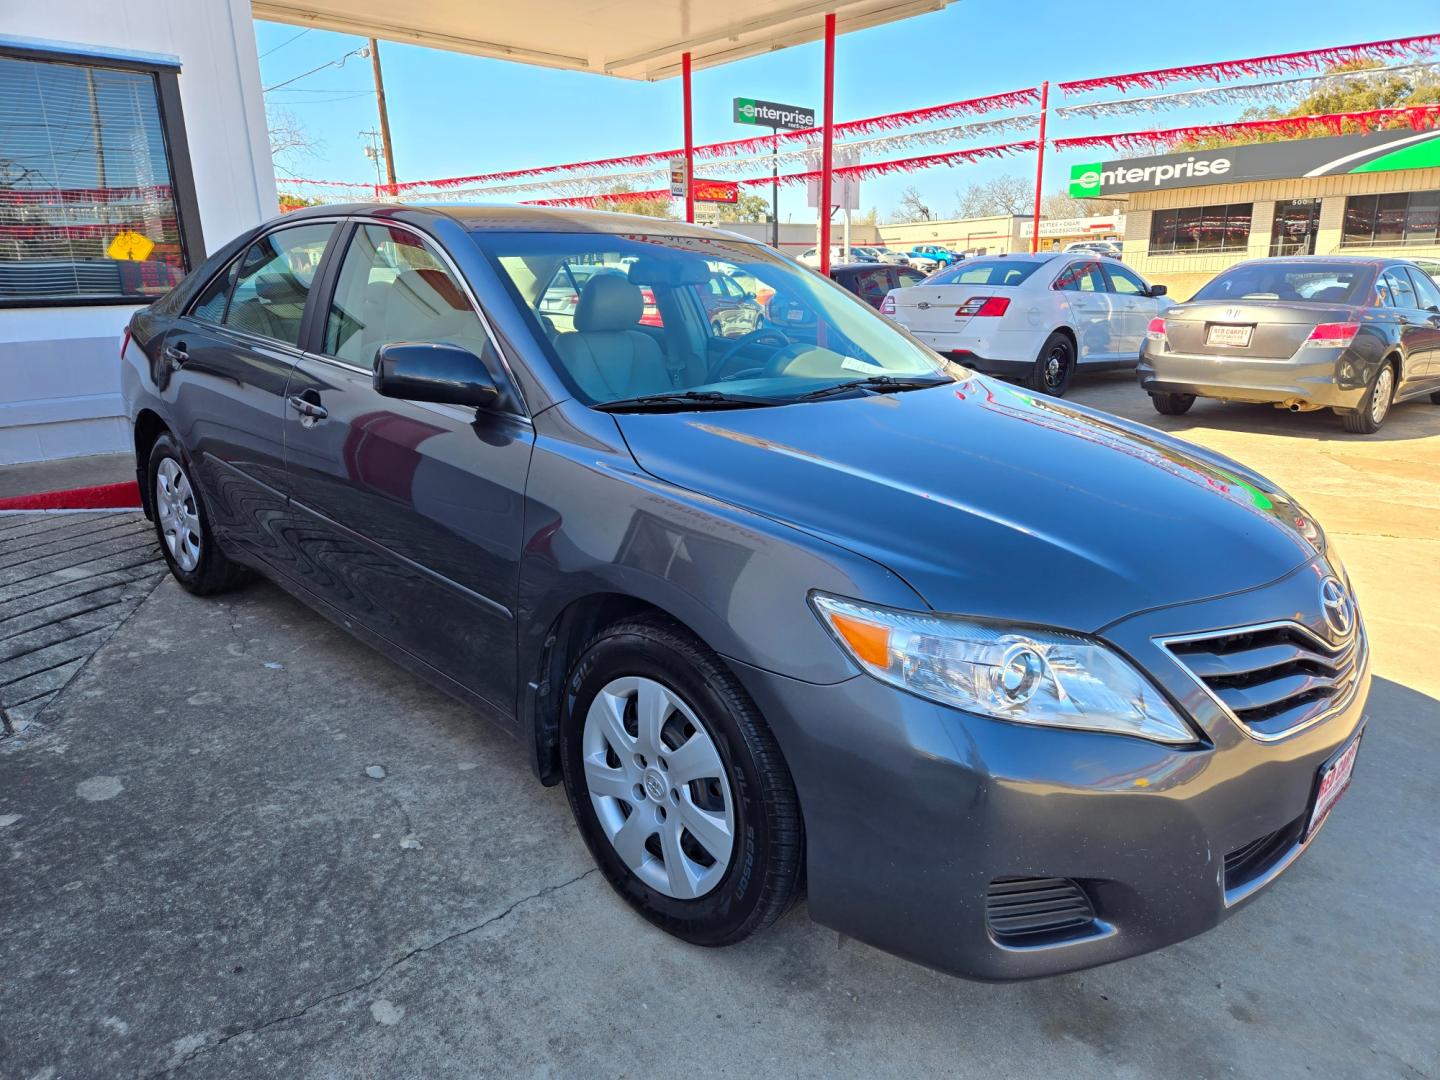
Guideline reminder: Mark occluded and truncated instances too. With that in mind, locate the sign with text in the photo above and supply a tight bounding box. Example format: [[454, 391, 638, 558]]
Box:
[[693, 178, 739, 204], [733, 97, 815, 130], [1068, 130, 1440, 198]]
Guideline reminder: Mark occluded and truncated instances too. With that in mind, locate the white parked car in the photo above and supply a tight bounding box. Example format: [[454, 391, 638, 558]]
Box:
[[799, 246, 877, 266], [881, 252, 1172, 396]]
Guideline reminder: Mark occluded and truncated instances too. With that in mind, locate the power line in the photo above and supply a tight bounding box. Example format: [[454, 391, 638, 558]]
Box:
[[263, 45, 369, 94], [259, 27, 311, 59]]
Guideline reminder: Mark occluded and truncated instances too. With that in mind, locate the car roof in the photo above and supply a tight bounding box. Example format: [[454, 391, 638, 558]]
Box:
[[1222, 254, 1396, 268], [279, 201, 753, 241]]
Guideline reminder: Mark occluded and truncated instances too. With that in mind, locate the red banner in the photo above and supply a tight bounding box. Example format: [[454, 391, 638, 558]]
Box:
[[1052, 104, 1440, 152], [1060, 34, 1440, 95]]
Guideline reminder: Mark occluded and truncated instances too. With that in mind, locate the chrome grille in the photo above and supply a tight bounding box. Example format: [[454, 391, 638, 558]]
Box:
[[1163, 621, 1365, 740]]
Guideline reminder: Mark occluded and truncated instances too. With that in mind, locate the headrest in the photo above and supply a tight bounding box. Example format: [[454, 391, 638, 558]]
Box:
[[575, 274, 643, 332], [254, 273, 307, 304]]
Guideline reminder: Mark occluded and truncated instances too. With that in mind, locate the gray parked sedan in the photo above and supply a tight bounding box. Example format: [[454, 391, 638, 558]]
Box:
[[124, 205, 1369, 981], [1139, 256, 1440, 433]]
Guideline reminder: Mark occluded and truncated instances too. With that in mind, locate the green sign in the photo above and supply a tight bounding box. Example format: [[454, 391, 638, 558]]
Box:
[[733, 97, 815, 131], [1067, 130, 1440, 198]]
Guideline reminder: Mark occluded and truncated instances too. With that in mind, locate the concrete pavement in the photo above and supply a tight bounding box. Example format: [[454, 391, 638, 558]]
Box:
[[1, 376, 1436, 1078]]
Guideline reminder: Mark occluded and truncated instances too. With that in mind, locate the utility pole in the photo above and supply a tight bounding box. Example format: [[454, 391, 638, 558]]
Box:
[[368, 38, 397, 190], [360, 128, 384, 188]]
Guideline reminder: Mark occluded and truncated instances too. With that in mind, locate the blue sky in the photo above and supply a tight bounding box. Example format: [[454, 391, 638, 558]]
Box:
[[255, 1, 1440, 220]]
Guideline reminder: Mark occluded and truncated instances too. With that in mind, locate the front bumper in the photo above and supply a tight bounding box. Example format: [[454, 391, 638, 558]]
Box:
[[729, 559, 1370, 980], [1138, 345, 1366, 409]]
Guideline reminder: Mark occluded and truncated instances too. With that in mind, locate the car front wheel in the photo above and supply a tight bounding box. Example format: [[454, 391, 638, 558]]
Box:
[[560, 616, 803, 947]]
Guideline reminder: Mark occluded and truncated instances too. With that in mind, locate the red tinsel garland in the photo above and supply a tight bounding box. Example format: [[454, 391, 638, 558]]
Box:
[[1059, 33, 1440, 95], [380, 88, 1040, 193], [1052, 104, 1440, 152]]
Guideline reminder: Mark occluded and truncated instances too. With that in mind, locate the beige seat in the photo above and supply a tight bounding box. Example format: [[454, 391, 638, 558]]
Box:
[[553, 275, 702, 400]]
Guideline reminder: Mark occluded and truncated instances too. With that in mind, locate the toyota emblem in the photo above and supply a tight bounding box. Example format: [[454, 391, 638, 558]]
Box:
[[1319, 576, 1354, 639]]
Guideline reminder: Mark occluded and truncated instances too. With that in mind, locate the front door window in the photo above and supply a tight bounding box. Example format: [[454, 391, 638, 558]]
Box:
[[1270, 199, 1321, 257]]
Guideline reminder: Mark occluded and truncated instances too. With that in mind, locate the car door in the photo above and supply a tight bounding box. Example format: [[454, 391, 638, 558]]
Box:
[[1378, 266, 1437, 393], [1401, 265, 1440, 380], [1052, 259, 1116, 362], [280, 220, 535, 715], [1101, 262, 1159, 359], [158, 221, 337, 562]]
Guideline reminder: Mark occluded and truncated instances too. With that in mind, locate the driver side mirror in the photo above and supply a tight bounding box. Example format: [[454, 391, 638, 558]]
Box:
[[374, 342, 499, 408], [1148, 284, 1168, 297]]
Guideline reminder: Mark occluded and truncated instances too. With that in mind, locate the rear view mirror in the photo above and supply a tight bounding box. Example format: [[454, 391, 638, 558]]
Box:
[[1148, 284, 1168, 297], [374, 342, 499, 408]]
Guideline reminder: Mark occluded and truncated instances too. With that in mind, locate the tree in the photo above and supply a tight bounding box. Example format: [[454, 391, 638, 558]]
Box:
[[711, 192, 772, 223], [278, 193, 325, 213], [1040, 187, 1121, 219], [954, 174, 1032, 217], [601, 184, 675, 219], [1175, 60, 1440, 151], [889, 186, 933, 223], [266, 107, 323, 180]]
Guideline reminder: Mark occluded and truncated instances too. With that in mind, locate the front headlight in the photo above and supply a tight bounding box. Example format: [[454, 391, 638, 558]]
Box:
[[811, 594, 1196, 745]]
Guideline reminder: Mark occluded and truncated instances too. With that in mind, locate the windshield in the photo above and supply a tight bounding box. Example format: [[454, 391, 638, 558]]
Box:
[[475, 230, 951, 406], [1192, 262, 1372, 304]]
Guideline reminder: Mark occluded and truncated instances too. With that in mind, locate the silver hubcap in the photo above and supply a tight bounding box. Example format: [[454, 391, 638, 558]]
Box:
[[582, 676, 734, 900], [1371, 367, 1393, 424], [1044, 347, 1068, 388], [155, 457, 201, 572]]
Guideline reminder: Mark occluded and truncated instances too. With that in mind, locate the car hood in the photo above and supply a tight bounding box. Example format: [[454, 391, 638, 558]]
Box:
[[613, 375, 1323, 632]]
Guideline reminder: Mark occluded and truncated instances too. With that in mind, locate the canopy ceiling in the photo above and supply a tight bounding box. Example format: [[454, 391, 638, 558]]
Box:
[[252, 0, 955, 81]]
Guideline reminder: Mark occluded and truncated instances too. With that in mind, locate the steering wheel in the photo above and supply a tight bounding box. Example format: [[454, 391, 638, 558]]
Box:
[[713, 327, 792, 380]]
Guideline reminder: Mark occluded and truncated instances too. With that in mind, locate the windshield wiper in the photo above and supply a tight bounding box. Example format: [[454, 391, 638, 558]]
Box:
[[593, 390, 777, 413], [793, 374, 951, 402]]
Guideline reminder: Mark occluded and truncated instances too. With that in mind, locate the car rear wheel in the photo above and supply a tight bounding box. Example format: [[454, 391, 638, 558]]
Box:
[[1029, 332, 1075, 396], [1340, 362, 1395, 435], [560, 615, 803, 947], [1150, 392, 1196, 416], [147, 434, 248, 595]]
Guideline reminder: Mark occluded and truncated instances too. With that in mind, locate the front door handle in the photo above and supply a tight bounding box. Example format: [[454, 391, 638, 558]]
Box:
[[288, 393, 328, 421], [164, 343, 189, 367]]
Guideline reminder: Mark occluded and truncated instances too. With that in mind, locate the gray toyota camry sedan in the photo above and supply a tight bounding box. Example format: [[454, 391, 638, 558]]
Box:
[[1139, 255, 1440, 433], [123, 205, 1369, 980]]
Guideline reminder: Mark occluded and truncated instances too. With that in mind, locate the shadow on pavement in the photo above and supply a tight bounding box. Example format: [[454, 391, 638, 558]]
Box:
[[0, 576, 1436, 1078]]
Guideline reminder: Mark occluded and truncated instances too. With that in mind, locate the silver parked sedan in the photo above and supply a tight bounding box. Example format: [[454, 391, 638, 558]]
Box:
[[1139, 256, 1440, 433]]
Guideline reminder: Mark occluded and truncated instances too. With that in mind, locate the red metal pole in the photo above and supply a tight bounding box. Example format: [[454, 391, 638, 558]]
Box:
[[1030, 79, 1049, 253], [818, 12, 836, 277], [683, 51, 695, 225]]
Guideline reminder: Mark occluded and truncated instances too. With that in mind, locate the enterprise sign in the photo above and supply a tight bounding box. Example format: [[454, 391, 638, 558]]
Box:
[[733, 97, 815, 130], [1069, 129, 1440, 198]]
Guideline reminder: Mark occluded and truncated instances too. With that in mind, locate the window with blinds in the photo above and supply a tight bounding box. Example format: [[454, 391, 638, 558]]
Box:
[[0, 53, 190, 303]]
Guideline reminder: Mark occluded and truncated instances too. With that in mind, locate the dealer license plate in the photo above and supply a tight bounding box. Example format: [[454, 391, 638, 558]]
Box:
[[1306, 731, 1362, 839], [1206, 324, 1253, 347]]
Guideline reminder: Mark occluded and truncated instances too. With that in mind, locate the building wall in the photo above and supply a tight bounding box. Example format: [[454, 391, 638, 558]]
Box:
[[0, 0, 276, 464], [1126, 167, 1440, 301], [878, 216, 1025, 255], [716, 220, 881, 256]]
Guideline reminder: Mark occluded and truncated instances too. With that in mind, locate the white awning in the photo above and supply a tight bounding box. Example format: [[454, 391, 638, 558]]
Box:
[[251, 0, 955, 81]]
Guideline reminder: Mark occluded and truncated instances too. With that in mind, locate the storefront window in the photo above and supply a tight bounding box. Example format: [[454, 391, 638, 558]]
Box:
[[1341, 191, 1440, 248], [1148, 204, 1252, 255], [0, 50, 199, 305], [1270, 198, 1321, 257]]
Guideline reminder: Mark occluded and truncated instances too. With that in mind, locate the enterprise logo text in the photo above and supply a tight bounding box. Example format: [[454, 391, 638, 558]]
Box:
[[1069, 155, 1232, 196]]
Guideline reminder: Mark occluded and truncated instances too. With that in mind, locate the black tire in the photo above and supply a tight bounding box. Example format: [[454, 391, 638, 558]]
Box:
[[1029, 332, 1075, 396], [1150, 392, 1196, 416], [1339, 361, 1396, 435], [146, 433, 249, 595], [560, 615, 803, 947]]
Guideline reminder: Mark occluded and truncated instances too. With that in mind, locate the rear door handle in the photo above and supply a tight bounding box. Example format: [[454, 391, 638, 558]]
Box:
[[287, 394, 328, 420], [164, 343, 189, 367]]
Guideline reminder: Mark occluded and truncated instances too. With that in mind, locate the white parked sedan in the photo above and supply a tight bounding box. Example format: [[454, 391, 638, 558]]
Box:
[[882, 252, 1173, 395]]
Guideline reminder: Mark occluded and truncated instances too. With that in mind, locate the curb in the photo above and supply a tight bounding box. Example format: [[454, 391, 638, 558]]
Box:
[[0, 481, 143, 512]]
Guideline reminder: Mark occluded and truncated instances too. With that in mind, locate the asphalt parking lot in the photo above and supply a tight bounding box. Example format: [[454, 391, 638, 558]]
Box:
[[2, 374, 1437, 1079]]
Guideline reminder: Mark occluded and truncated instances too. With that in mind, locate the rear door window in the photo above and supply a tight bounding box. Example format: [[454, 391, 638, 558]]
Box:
[[223, 224, 334, 347], [1404, 265, 1440, 311], [1053, 261, 1106, 293], [1379, 268, 1419, 310]]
